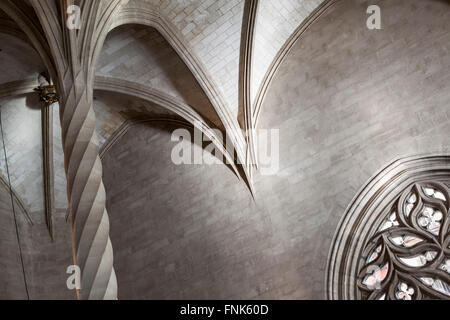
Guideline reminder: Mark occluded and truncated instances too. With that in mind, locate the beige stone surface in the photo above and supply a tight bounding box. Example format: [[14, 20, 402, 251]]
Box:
[[102, 0, 450, 299], [0, 94, 44, 215], [0, 33, 45, 85], [0, 156, 73, 300], [0, 0, 449, 300], [93, 90, 175, 149], [251, 0, 324, 104], [52, 104, 69, 211], [160, 0, 245, 118]]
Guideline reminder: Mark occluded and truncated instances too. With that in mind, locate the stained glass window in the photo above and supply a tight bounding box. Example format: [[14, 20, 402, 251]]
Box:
[[358, 183, 450, 300]]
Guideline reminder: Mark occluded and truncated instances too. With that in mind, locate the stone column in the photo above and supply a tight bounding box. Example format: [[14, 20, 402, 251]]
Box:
[[59, 70, 117, 300]]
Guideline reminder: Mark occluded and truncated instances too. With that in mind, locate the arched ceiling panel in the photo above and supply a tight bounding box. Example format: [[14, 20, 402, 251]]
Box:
[[0, 12, 67, 230], [93, 89, 176, 150], [159, 0, 245, 118], [96, 23, 223, 129], [251, 0, 325, 104], [0, 32, 45, 85], [0, 7, 26, 41], [0, 94, 43, 214]]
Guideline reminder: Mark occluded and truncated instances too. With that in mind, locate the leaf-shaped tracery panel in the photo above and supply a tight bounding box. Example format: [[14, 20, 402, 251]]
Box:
[[358, 182, 450, 300]]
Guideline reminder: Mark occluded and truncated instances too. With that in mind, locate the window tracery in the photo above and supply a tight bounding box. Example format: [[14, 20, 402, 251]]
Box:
[[327, 155, 450, 300], [359, 182, 450, 300]]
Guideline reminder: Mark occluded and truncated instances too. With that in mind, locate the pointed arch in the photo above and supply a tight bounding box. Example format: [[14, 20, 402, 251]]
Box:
[[100, 4, 249, 184]]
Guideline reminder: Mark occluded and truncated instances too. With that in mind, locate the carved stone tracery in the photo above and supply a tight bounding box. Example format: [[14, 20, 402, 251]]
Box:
[[359, 182, 450, 300], [327, 155, 450, 300]]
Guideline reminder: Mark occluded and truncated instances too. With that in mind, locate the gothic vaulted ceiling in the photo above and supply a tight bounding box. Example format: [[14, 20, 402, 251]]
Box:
[[0, 0, 449, 301], [0, 0, 331, 225]]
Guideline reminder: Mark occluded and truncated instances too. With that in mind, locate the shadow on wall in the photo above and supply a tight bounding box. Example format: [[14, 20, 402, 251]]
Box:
[[103, 0, 450, 300], [25, 92, 41, 110], [0, 177, 74, 300], [96, 24, 222, 129]]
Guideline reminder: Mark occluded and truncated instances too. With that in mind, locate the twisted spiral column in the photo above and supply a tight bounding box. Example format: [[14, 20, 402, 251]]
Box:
[[60, 70, 117, 300]]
